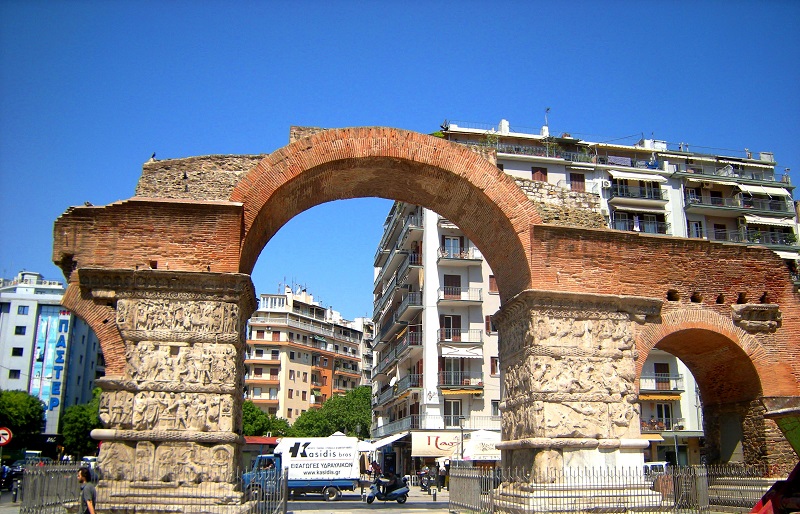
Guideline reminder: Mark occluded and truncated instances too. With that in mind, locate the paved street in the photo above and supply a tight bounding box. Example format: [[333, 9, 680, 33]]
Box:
[[0, 483, 452, 514]]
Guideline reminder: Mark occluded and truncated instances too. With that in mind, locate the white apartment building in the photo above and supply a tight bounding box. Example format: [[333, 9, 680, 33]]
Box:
[[371, 204, 502, 475], [0, 271, 104, 436], [370, 119, 797, 474], [244, 286, 366, 421]]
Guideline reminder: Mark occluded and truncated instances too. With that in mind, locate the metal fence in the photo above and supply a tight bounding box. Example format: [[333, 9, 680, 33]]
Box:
[[449, 464, 782, 513], [20, 463, 288, 514]]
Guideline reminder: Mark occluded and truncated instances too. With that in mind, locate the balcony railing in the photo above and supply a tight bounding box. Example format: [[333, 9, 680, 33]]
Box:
[[685, 194, 793, 213], [396, 373, 423, 395], [611, 219, 671, 235], [397, 253, 422, 284], [641, 417, 688, 432], [609, 185, 668, 201], [670, 162, 781, 183], [397, 292, 422, 316], [437, 247, 482, 261], [372, 414, 502, 438], [437, 287, 483, 302], [437, 328, 483, 343], [695, 228, 798, 247], [640, 373, 684, 391], [438, 371, 484, 387], [396, 330, 422, 354]]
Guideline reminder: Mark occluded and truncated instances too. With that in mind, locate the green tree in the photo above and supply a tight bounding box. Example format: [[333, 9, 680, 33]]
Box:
[[0, 389, 46, 450], [242, 400, 291, 436], [59, 388, 101, 458], [291, 386, 371, 438]]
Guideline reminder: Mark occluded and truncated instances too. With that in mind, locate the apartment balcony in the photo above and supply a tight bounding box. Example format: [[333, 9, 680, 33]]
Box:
[[244, 375, 280, 386], [640, 373, 684, 392], [246, 395, 279, 406], [693, 228, 799, 248], [243, 354, 280, 365], [334, 367, 361, 378], [641, 417, 688, 433], [396, 373, 423, 395], [397, 253, 422, 286], [396, 330, 422, 355], [373, 386, 396, 407], [608, 185, 669, 207], [397, 214, 423, 250], [611, 219, 671, 236], [437, 287, 483, 306], [397, 292, 422, 321], [684, 194, 793, 216], [437, 247, 483, 266], [372, 414, 502, 438], [670, 161, 783, 184], [438, 371, 484, 388], [437, 328, 483, 344]]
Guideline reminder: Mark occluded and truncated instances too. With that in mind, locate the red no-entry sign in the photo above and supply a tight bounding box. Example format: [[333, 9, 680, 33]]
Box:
[[0, 427, 12, 446]]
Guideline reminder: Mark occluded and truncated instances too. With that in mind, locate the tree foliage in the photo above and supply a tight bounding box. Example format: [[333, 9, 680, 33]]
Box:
[[242, 400, 291, 437], [59, 388, 102, 458], [291, 386, 371, 438], [0, 389, 46, 449]]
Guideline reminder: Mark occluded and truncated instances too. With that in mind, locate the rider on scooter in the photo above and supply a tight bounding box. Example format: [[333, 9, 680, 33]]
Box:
[[379, 471, 399, 495]]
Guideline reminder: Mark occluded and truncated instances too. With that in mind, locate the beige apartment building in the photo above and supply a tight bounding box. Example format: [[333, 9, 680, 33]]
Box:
[[244, 286, 370, 420]]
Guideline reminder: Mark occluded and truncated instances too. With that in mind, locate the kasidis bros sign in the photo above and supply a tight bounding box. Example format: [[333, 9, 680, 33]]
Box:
[[411, 432, 461, 457]]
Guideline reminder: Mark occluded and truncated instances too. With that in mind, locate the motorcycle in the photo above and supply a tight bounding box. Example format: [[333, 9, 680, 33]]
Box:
[[418, 470, 433, 492], [366, 476, 409, 504]]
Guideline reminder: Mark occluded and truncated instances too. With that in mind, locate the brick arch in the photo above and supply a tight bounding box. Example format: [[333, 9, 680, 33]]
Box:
[[61, 280, 126, 376], [230, 127, 540, 301], [636, 309, 797, 405]]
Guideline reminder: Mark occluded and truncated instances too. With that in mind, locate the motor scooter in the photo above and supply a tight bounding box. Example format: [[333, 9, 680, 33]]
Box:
[[366, 476, 409, 504]]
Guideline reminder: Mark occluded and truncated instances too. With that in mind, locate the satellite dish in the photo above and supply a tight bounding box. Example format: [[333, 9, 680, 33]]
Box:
[[389, 377, 398, 387]]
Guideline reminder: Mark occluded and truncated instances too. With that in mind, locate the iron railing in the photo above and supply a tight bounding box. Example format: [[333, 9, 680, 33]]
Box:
[[439, 370, 483, 387], [640, 373, 685, 391], [21, 463, 289, 514], [609, 185, 669, 200], [372, 414, 502, 437], [437, 287, 483, 302], [448, 463, 785, 514], [437, 328, 483, 343]]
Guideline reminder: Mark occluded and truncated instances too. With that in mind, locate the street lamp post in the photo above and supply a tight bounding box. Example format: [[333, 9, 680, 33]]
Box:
[[459, 416, 466, 460]]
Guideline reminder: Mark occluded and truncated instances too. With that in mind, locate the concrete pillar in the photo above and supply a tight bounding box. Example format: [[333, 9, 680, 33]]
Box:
[[79, 269, 255, 511], [494, 290, 663, 472]]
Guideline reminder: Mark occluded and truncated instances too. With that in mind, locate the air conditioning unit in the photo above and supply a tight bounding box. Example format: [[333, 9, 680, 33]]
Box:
[[601, 180, 612, 189]]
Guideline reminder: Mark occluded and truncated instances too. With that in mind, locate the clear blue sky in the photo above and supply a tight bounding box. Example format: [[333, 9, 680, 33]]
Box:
[[1, 1, 798, 320]]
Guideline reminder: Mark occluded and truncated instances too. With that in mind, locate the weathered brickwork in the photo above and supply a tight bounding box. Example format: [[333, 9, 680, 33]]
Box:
[[135, 154, 265, 201], [514, 178, 605, 228], [51, 126, 799, 505]]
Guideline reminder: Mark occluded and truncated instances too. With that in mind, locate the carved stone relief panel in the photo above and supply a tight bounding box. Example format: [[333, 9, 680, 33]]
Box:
[[125, 341, 239, 385], [117, 298, 240, 334]]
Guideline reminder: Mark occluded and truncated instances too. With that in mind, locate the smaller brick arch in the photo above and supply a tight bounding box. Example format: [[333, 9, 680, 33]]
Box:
[[61, 279, 126, 376], [230, 127, 541, 301], [636, 309, 797, 405]]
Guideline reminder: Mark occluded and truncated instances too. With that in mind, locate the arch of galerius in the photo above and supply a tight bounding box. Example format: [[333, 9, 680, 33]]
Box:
[[52, 127, 799, 510]]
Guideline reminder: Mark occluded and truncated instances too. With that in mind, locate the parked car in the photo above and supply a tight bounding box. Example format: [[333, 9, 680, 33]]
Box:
[[7, 457, 54, 488], [81, 456, 97, 470], [643, 461, 670, 481]]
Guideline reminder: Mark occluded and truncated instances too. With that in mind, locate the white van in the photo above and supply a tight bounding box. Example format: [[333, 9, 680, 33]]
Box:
[[81, 456, 97, 470], [643, 461, 670, 479]]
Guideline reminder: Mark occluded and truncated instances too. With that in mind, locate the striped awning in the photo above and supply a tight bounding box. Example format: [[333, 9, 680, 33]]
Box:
[[608, 170, 668, 183], [640, 434, 664, 442], [639, 393, 680, 401], [441, 389, 479, 396]]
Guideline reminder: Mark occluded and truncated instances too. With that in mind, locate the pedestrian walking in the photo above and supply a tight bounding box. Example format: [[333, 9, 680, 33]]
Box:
[[78, 467, 96, 514], [438, 464, 446, 491]]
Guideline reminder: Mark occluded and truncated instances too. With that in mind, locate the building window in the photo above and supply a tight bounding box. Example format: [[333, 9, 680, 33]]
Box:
[[491, 400, 500, 417], [268, 408, 277, 415], [322, 357, 328, 367], [289, 370, 295, 380], [14, 326, 26, 335], [8, 370, 20, 379], [290, 351, 295, 360], [255, 348, 264, 357], [272, 331, 281, 341], [253, 387, 262, 397], [569, 173, 585, 192], [271, 350, 279, 360], [288, 389, 293, 399], [485, 315, 497, 334], [444, 399, 462, 426], [11, 347, 23, 357], [491, 357, 500, 376], [688, 220, 704, 239], [302, 391, 307, 401], [488, 275, 498, 294], [17, 305, 29, 315], [254, 367, 262, 377], [302, 372, 308, 382], [532, 166, 547, 182], [287, 408, 292, 418]]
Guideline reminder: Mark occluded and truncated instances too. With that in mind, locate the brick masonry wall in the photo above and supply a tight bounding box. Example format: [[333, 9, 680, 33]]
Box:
[[135, 155, 265, 201]]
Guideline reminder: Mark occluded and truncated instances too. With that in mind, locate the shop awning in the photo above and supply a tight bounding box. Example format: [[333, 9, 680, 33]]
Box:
[[640, 434, 664, 442], [369, 431, 410, 451], [743, 215, 796, 227], [686, 177, 736, 186], [761, 186, 792, 197], [411, 431, 460, 457], [439, 345, 482, 358], [775, 251, 800, 261], [639, 393, 680, 401], [313, 335, 327, 343], [608, 170, 668, 183]]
